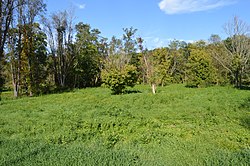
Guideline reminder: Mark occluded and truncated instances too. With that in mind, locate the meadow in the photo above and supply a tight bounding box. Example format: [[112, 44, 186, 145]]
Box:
[[0, 84, 249, 165]]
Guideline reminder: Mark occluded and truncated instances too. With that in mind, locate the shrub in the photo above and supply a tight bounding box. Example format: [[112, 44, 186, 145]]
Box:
[[101, 64, 138, 94]]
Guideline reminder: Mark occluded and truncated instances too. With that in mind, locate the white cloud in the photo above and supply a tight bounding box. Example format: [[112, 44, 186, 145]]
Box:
[[78, 4, 85, 9], [73, 2, 86, 10], [143, 37, 168, 49], [159, 0, 237, 14], [144, 37, 195, 49]]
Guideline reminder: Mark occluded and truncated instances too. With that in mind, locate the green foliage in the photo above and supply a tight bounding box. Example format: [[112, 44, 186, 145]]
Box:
[[5, 23, 48, 96], [139, 41, 189, 92], [102, 64, 138, 94], [122, 27, 138, 55], [101, 27, 139, 94], [0, 85, 250, 165], [150, 48, 172, 86], [56, 22, 103, 88], [207, 42, 231, 85], [186, 48, 215, 87], [29, 24, 48, 95], [168, 40, 190, 83]]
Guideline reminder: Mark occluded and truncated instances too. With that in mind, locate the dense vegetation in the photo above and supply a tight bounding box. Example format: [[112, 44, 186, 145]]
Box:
[[0, 1, 250, 97], [0, 85, 250, 165]]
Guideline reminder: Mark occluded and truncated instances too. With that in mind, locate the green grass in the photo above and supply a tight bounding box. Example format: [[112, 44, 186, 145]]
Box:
[[0, 84, 249, 165]]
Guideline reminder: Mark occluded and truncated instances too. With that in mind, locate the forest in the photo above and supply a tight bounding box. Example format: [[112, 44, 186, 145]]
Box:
[[0, 0, 249, 98]]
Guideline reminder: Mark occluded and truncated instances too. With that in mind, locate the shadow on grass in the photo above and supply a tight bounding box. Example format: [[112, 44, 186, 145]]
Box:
[[111, 90, 142, 95], [3, 143, 48, 166], [241, 117, 250, 130], [240, 98, 250, 130], [124, 89, 142, 94], [237, 86, 250, 91], [240, 98, 250, 110]]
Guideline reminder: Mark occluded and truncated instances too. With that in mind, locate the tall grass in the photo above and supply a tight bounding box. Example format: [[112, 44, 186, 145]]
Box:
[[0, 84, 249, 165]]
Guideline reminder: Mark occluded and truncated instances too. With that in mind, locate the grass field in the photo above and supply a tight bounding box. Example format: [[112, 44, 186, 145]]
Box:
[[0, 84, 249, 165]]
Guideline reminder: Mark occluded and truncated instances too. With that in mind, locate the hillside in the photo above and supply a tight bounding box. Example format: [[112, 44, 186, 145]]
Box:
[[0, 85, 249, 165]]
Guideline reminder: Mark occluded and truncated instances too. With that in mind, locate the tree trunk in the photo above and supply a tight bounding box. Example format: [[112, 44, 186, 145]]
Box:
[[11, 63, 19, 97], [0, 0, 15, 100], [13, 84, 18, 97], [235, 70, 239, 88], [0, 52, 3, 100], [29, 91, 33, 97], [239, 69, 242, 89], [151, 83, 156, 94], [16, 1, 23, 98], [52, 51, 58, 86]]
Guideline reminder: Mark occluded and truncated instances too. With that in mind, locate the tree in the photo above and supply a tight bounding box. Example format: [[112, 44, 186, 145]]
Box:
[[168, 40, 190, 84], [137, 37, 147, 84], [123, 27, 137, 55], [6, 27, 18, 97], [146, 50, 163, 94], [43, 10, 75, 89], [21, 0, 46, 96], [212, 16, 250, 88], [4, 0, 26, 98], [101, 62, 138, 94], [209, 34, 221, 44], [138, 39, 189, 94], [0, 0, 15, 57], [27, 23, 47, 95], [52, 11, 68, 87], [152, 48, 172, 86], [74, 22, 102, 88], [138, 43, 169, 94], [208, 34, 230, 85], [0, 0, 16, 99], [137, 36, 164, 94], [224, 16, 250, 88], [3, 0, 46, 97], [186, 42, 215, 87], [41, 16, 57, 87], [101, 27, 139, 94]]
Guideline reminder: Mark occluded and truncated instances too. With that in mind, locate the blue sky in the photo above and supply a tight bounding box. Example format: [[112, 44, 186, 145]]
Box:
[[45, 0, 250, 49]]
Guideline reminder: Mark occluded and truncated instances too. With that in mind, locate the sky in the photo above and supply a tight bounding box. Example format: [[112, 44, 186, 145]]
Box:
[[45, 0, 250, 49]]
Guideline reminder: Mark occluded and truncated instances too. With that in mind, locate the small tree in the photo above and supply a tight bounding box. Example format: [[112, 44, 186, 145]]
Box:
[[101, 59, 137, 94], [138, 38, 171, 94], [101, 27, 139, 94], [145, 48, 171, 94]]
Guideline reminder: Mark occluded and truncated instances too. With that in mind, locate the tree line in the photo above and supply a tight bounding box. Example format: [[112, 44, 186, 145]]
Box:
[[0, 0, 250, 98]]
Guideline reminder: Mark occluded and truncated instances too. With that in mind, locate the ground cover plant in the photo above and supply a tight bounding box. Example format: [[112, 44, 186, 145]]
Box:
[[0, 84, 249, 165]]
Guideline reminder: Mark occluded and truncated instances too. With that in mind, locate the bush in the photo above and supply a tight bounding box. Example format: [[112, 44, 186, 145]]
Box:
[[101, 64, 138, 94]]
